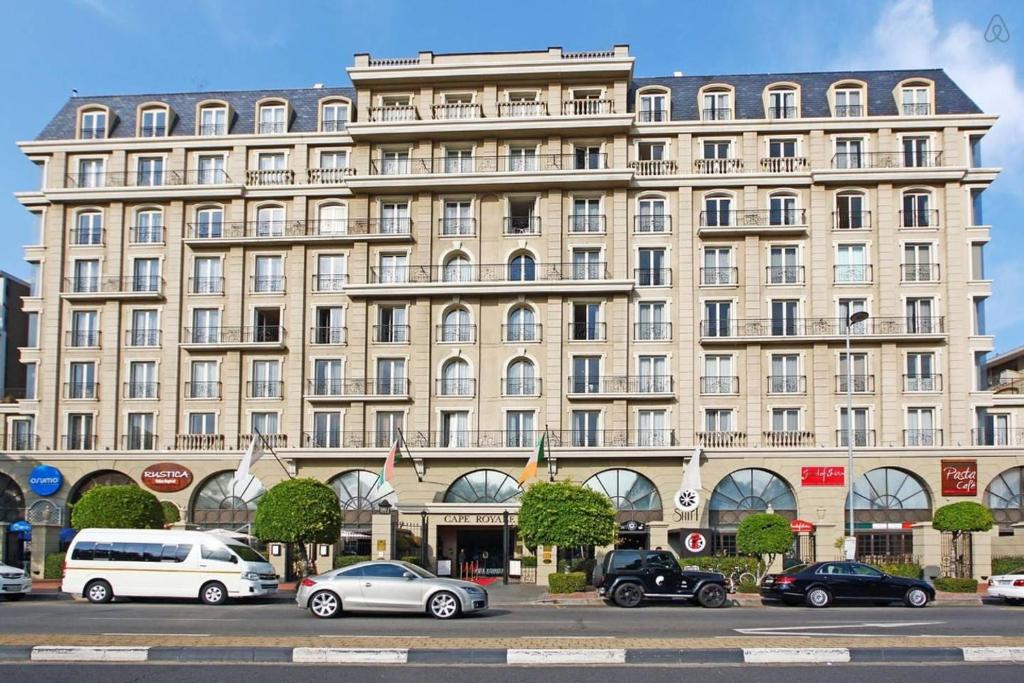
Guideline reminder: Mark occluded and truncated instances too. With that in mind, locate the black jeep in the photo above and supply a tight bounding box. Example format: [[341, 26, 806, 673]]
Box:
[[593, 550, 728, 608]]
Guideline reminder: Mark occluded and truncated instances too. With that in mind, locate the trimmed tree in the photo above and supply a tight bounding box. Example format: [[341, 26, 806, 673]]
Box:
[[932, 501, 994, 578], [161, 501, 181, 526], [252, 478, 342, 576], [736, 513, 794, 583], [518, 480, 617, 552], [71, 485, 164, 530]]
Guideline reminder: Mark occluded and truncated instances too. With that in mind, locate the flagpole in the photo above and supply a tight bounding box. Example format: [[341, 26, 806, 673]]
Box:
[[256, 429, 294, 479]]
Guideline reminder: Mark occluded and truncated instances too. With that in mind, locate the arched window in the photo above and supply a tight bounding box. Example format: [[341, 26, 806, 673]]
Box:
[[833, 82, 866, 117], [508, 253, 536, 282], [835, 191, 867, 230], [442, 253, 472, 283], [505, 358, 536, 395], [189, 471, 265, 530], [701, 88, 732, 121], [79, 107, 108, 140], [257, 100, 288, 134], [320, 99, 351, 132], [710, 468, 797, 527], [985, 466, 1024, 526], [766, 86, 798, 119], [768, 191, 800, 226], [139, 106, 169, 137], [899, 80, 932, 116], [439, 358, 471, 396], [317, 203, 348, 235], [901, 189, 935, 228], [134, 208, 163, 244], [198, 103, 228, 136], [703, 192, 733, 227], [74, 210, 103, 246], [443, 469, 522, 504], [68, 470, 135, 505], [0, 472, 25, 523], [255, 205, 285, 237], [583, 469, 663, 523], [506, 305, 537, 341], [330, 470, 394, 526], [195, 206, 224, 239], [441, 306, 471, 343], [637, 87, 670, 122], [636, 195, 668, 233], [847, 467, 931, 521]]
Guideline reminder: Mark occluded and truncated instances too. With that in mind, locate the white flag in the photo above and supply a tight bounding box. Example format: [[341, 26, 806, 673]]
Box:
[[674, 448, 703, 512], [234, 433, 265, 483]]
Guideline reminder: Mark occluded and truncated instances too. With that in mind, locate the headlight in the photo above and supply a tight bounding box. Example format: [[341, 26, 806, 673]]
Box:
[[462, 585, 484, 595], [242, 571, 260, 581]]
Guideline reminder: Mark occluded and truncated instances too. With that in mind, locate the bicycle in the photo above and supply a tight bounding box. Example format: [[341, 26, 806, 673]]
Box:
[[726, 566, 757, 593]]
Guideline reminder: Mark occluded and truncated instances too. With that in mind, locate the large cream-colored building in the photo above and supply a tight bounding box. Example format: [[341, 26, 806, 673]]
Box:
[[1, 45, 1020, 580]]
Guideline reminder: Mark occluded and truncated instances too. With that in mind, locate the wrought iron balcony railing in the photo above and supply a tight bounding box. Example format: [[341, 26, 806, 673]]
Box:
[[185, 381, 221, 399], [700, 376, 739, 394], [701, 267, 738, 286], [700, 316, 945, 338], [183, 326, 283, 344], [699, 209, 807, 228], [835, 374, 875, 393], [831, 151, 942, 169], [634, 322, 672, 342], [904, 429, 943, 447], [567, 375, 672, 394], [367, 262, 610, 284]]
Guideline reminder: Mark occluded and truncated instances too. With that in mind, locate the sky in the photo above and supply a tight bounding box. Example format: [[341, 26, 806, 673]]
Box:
[[2, 0, 1022, 351]]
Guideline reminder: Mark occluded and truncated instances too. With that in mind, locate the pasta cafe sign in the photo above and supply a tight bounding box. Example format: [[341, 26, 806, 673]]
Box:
[[141, 463, 194, 493], [941, 460, 977, 496], [800, 466, 845, 487]]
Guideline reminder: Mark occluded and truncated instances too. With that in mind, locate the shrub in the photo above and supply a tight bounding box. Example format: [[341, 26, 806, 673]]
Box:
[[548, 572, 587, 594], [992, 556, 1024, 576], [874, 562, 922, 579], [520, 555, 538, 568], [737, 579, 760, 593], [736, 513, 794, 582], [161, 501, 181, 526], [400, 555, 425, 568], [933, 502, 994, 579], [678, 555, 759, 576], [253, 479, 342, 574], [333, 554, 370, 569], [71, 485, 164, 530], [44, 552, 66, 580], [518, 481, 617, 549], [933, 577, 978, 593]]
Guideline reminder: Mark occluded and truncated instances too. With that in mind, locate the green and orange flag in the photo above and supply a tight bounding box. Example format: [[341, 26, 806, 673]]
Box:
[[516, 432, 547, 487]]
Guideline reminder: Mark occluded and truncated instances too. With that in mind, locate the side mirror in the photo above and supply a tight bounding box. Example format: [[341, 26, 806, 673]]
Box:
[[230, 555, 238, 564], [402, 571, 416, 580]]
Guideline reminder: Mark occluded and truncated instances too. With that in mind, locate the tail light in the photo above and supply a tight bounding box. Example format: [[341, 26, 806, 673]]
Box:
[[775, 575, 796, 586], [300, 577, 317, 587], [1013, 579, 1024, 587]]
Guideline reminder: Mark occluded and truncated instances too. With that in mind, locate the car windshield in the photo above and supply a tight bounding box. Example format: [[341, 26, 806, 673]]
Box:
[[1009, 567, 1024, 576], [402, 562, 436, 579], [782, 564, 808, 575], [227, 544, 268, 563]]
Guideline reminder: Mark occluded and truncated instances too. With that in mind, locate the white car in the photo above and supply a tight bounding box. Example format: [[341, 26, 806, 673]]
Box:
[[987, 567, 1024, 604], [0, 562, 31, 600]]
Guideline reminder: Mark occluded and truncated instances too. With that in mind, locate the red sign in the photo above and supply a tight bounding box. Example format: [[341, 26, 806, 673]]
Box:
[[941, 460, 977, 496], [790, 519, 815, 533], [141, 463, 194, 493], [685, 532, 707, 553], [801, 466, 845, 487]]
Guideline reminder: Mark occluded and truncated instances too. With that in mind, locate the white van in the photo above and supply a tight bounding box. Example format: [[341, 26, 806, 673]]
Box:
[[62, 529, 278, 605]]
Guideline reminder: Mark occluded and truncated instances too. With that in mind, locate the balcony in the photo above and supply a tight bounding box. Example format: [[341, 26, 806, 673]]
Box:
[[502, 323, 542, 343], [504, 216, 541, 236], [369, 105, 418, 122], [185, 381, 221, 399], [189, 276, 224, 295], [63, 169, 232, 189], [629, 160, 677, 176], [305, 378, 411, 400], [66, 330, 100, 348], [497, 101, 547, 118], [373, 324, 410, 343], [63, 382, 98, 399], [546, 429, 676, 448], [904, 429, 943, 447], [899, 210, 940, 228], [904, 374, 942, 392], [62, 434, 98, 451], [634, 322, 672, 342], [836, 429, 877, 447], [903, 103, 932, 116], [182, 325, 284, 348], [563, 99, 614, 116], [834, 105, 864, 117], [634, 215, 672, 233], [834, 264, 873, 284], [122, 434, 158, 451], [694, 158, 744, 174], [701, 267, 738, 286], [971, 428, 1024, 446], [901, 264, 940, 282], [185, 218, 413, 244], [501, 377, 542, 397], [438, 217, 476, 237], [831, 151, 943, 169], [568, 214, 606, 234], [766, 266, 804, 285], [567, 375, 672, 396], [311, 274, 349, 293], [367, 262, 612, 285], [835, 374, 875, 393], [310, 326, 347, 345], [176, 434, 225, 450], [436, 324, 476, 343], [767, 375, 806, 394], [698, 209, 807, 235], [762, 431, 816, 448], [833, 211, 872, 230], [700, 376, 739, 395], [435, 378, 476, 397], [307, 167, 357, 184], [432, 103, 482, 120], [257, 121, 287, 134], [702, 108, 732, 121], [635, 268, 672, 287], [238, 433, 288, 450], [123, 381, 158, 399], [696, 431, 747, 448], [760, 157, 808, 173], [767, 106, 798, 120], [246, 169, 295, 186], [6, 433, 39, 451], [638, 110, 670, 123], [250, 275, 286, 294], [568, 322, 606, 341], [700, 316, 946, 340], [69, 228, 104, 246], [368, 153, 609, 175], [247, 380, 283, 399], [62, 276, 164, 299]]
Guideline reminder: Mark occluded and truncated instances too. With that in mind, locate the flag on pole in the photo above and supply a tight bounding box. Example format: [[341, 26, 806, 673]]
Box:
[[516, 432, 547, 486], [375, 438, 402, 488], [234, 433, 265, 483]]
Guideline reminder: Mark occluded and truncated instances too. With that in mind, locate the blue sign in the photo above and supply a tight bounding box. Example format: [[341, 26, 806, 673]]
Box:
[[9, 520, 31, 533], [28, 465, 63, 496]]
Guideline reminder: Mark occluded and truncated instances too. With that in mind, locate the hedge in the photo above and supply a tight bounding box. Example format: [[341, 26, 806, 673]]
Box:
[[400, 555, 425, 568], [520, 556, 538, 568], [71, 485, 164, 530], [678, 555, 759, 576], [548, 571, 587, 594], [992, 556, 1024, 576], [44, 552, 65, 580], [736, 579, 760, 593], [873, 562, 922, 579], [933, 577, 978, 593], [333, 554, 370, 569]]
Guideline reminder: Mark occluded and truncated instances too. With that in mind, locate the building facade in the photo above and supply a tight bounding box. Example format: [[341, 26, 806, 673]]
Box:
[[2, 45, 1020, 578]]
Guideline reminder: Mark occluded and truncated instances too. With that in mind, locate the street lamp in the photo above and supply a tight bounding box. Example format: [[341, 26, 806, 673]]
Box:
[[845, 310, 870, 560]]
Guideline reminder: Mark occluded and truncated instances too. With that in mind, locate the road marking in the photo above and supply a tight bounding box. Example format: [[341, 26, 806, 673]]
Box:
[[293, 647, 408, 663], [735, 621, 945, 637], [102, 632, 210, 637], [962, 647, 1024, 662], [743, 648, 851, 663], [318, 635, 434, 639], [31, 646, 150, 662], [507, 648, 626, 664]]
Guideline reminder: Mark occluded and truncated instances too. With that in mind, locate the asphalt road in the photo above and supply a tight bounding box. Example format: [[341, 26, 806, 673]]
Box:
[[1, 596, 1021, 639], [1, 664, 1022, 683]]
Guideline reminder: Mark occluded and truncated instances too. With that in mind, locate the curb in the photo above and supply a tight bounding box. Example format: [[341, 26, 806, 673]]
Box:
[[3, 646, 1023, 665]]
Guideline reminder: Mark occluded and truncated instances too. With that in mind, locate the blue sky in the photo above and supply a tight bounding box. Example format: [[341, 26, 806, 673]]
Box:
[[2, 0, 1023, 351]]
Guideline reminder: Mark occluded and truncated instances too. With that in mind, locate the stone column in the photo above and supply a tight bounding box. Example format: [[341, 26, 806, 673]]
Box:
[[972, 528, 997, 580], [371, 511, 394, 560], [29, 524, 61, 580], [648, 521, 669, 550], [912, 523, 942, 577], [535, 544, 558, 586]]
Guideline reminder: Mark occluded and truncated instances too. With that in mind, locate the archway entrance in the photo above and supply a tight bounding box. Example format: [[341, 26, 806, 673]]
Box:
[[846, 467, 931, 563], [1, 473, 26, 568], [583, 468, 663, 550]]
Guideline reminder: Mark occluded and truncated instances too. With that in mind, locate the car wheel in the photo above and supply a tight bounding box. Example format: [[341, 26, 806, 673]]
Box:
[[309, 590, 341, 618], [697, 582, 728, 608], [805, 586, 831, 608], [200, 581, 228, 606], [85, 580, 113, 604], [612, 582, 644, 608], [904, 587, 929, 608], [428, 591, 461, 619]]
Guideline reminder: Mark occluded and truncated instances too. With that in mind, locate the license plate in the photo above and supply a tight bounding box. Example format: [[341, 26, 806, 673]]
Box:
[[763, 579, 774, 585], [2, 585, 21, 592], [261, 584, 278, 590]]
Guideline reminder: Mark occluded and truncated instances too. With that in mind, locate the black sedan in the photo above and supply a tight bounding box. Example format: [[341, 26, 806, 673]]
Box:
[[761, 561, 934, 608]]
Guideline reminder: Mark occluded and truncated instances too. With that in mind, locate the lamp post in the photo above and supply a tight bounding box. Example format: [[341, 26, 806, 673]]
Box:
[[845, 310, 870, 560]]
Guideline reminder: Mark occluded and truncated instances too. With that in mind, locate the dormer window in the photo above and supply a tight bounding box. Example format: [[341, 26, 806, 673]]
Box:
[[902, 86, 930, 116], [321, 101, 349, 132], [140, 108, 167, 137], [768, 89, 797, 119], [703, 91, 732, 121], [834, 88, 864, 117], [199, 106, 227, 136], [80, 110, 107, 139], [638, 91, 668, 122], [258, 104, 287, 134]]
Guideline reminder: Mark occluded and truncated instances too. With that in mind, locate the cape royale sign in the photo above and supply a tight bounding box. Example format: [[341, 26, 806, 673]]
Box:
[[141, 463, 194, 493], [940, 459, 977, 496]]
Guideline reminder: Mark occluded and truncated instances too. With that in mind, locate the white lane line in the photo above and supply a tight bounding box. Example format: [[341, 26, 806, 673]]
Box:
[[31, 646, 150, 662], [293, 648, 408, 664], [318, 635, 434, 639], [962, 647, 1024, 662], [736, 621, 943, 633], [102, 632, 210, 637], [743, 648, 851, 664], [507, 649, 626, 665]]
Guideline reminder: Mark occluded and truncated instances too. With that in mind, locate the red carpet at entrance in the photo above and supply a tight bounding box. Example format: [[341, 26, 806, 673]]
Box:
[[468, 577, 498, 586]]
